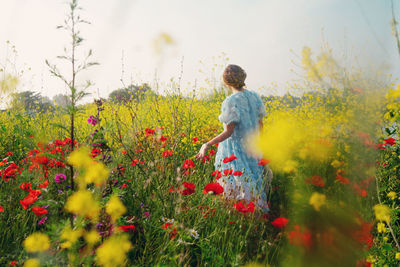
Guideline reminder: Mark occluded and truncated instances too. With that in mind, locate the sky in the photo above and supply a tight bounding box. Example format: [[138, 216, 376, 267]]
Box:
[[0, 0, 399, 101]]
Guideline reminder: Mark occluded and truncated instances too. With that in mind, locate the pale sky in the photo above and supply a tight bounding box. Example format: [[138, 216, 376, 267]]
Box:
[[0, 0, 399, 101]]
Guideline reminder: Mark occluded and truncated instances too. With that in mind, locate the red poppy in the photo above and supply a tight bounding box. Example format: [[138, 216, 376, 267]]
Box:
[[0, 206, 4, 212], [29, 189, 41, 197], [305, 175, 325, 187], [159, 136, 167, 141], [181, 182, 195, 195], [288, 225, 312, 249], [168, 188, 174, 193], [183, 159, 195, 169], [121, 184, 128, 189], [10, 260, 17, 266], [232, 170, 243, 176], [223, 154, 237, 163], [169, 227, 178, 240], [336, 173, 350, 185], [39, 179, 49, 189], [352, 221, 373, 249], [192, 137, 198, 143], [19, 182, 32, 192], [161, 150, 174, 157], [383, 138, 396, 146], [208, 149, 216, 156], [91, 148, 102, 158], [32, 206, 48, 217], [234, 201, 255, 214], [35, 155, 49, 165], [211, 170, 222, 180], [204, 183, 224, 195], [223, 169, 233, 176], [271, 217, 289, 228], [20, 195, 37, 209], [119, 225, 136, 231], [257, 158, 270, 165], [144, 128, 155, 136], [55, 160, 66, 168], [162, 222, 173, 229]]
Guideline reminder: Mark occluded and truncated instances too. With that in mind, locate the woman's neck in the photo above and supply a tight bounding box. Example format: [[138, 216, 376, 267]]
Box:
[[230, 86, 244, 94]]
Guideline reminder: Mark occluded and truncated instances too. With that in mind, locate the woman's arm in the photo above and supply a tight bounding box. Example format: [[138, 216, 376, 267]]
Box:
[[195, 123, 235, 159]]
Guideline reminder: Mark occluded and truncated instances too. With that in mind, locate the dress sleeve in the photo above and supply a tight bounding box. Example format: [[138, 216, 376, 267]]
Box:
[[255, 93, 266, 119], [218, 98, 240, 125]]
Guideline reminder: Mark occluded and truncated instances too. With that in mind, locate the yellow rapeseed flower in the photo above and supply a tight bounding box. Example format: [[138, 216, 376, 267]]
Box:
[[23, 232, 50, 253], [106, 195, 127, 222], [373, 204, 391, 223], [387, 191, 397, 200], [309, 192, 326, 211], [377, 222, 386, 233], [82, 161, 110, 186], [96, 234, 132, 267], [23, 258, 40, 267], [65, 190, 100, 221], [396, 252, 400, 260], [84, 230, 100, 245], [60, 226, 84, 249], [67, 147, 93, 169]]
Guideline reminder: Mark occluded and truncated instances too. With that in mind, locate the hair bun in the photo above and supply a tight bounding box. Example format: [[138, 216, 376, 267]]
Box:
[[223, 64, 246, 89]]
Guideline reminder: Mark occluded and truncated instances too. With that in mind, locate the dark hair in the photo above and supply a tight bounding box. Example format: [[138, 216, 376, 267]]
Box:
[[223, 64, 246, 89]]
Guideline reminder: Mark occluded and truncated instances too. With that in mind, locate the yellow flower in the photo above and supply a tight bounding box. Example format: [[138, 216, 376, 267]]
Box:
[[106, 195, 127, 222], [67, 147, 93, 169], [377, 222, 386, 233], [396, 252, 400, 260], [387, 191, 397, 200], [309, 192, 326, 211], [60, 226, 83, 248], [23, 232, 50, 253], [65, 190, 100, 221], [373, 204, 391, 223], [330, 159, 342, 169], [23, 259, 40, 267], [82, 161, 110, 186], [96, 234, 131, 267], [84, 230, 100, 245]]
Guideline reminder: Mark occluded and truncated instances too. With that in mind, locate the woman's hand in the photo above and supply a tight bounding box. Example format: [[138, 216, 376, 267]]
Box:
[[195, 143, 209, 160]]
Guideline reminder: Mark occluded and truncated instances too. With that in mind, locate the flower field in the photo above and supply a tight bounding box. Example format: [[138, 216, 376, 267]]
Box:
[[1, 1, 400, 266]]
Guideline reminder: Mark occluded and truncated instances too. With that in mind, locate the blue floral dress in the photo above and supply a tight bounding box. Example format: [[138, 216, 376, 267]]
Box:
[[215, 89, 270, 213]]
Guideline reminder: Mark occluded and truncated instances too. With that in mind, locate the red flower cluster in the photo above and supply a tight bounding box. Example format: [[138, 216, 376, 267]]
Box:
[[336, 172, 350, 185], [234, 201, 255, 214], [204, 182, 224, 195], [32, 206, 48, 217], [91, 148, 102, 158], [161, 150, 173, 158], [305, 175, 325, 187], [130, 159, 145, 166], [271, 217, 289, 228], [197, 206, 216, 218], [19, 182, 32, 192], [20, 190, 41, 209], [119, 224, 136, 231], [223, 154, 237, 163], [223, 169, 233, 176], [183, 159, 195, 169], [288, 225, 312, 249], [159, 136, 167, 142], [383, 138, 396, 146], [181, 182, 195, 195], [0, 159, 21, 181], [162, 223, 177, 240], [144, 128, 155, 136], [211, 170, 222, 180]]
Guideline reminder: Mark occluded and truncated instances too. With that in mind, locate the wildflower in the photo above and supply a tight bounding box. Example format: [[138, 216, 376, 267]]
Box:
[[23, 232, 50, 252], [39, 179, 49, 189], [211, 170, 222, 179], [37, 216, 47, 225], [183, 159, 195, 169], [144, 211, 151, 218], [223, 154, 237, 163], [223, 169, 233, 176], [121, 184, 128, 189], [60, 226, 84, 249], [233, 170, 243, 176], [235, 201, 255, 214], [373, 204, 391, 223], [65, 190, 100, 221], [168, 188, 174, 193], [0, 206, 3, 212], [377, 222, 386, 233], [288, 225, 312, 249], [257, 158, 270, 165], [67, 148, 93, 169], [188, 229, 199, 239], [87, 115, 98, 126], [271, 217, 289, 228], [32, 207, 48, 217], [193, 137, 198, 143], [54, 173, 66, 183], [330, 159, 342, 168], [96, 234, 131, 267], [10, 260, 17, 266], [84, 230, 100, 245], [396, 252, 400, 260], [106, 195, 127, 222], [159, 136, 167, 141], [208, 149, 216, 156], [23, 259, 40, 267], [309, 192, 326, 211], [305, 175, 325, 187], [19, 182, 32, 192], [204, 182, 224, 195], [383, 138, 396, 146], [336, 173, 350, 185], [81, 161, 110, 186], [20, 195, 37, 209], [119, 225, 136, 231], [181, 182, 195, 195], [387, 191, 396, 200], [352, 221, 373, 249], [161, 150, 173, 157]]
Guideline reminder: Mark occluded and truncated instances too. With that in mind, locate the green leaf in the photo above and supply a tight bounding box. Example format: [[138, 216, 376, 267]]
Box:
[[383, 244, 392, 251]]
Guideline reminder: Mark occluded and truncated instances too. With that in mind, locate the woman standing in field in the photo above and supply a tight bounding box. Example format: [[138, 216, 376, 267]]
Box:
[[195, 64, 270, 214]]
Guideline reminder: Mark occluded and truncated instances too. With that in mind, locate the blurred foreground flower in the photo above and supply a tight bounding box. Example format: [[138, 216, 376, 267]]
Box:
[[23, 232, 50, 253]]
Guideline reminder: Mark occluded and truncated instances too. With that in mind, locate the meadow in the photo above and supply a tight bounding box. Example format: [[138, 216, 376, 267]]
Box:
[[1, 1, 400, 266]]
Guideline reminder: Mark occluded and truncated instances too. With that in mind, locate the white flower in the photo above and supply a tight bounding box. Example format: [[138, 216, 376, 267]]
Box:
[[188, 229, 199, 239]]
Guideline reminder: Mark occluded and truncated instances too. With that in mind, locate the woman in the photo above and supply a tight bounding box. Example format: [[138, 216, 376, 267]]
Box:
[[195, 64, 270, 214]]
